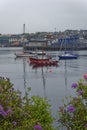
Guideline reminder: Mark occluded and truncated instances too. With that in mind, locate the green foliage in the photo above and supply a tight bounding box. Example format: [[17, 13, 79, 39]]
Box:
[[0, 77, 54, 130], [57, 74, 87, 130]]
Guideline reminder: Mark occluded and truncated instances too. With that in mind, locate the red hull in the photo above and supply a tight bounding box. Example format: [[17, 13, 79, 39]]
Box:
[[33, 60, 58, 66], [29, 56, 58, 66], [29, 56, 50, 64]]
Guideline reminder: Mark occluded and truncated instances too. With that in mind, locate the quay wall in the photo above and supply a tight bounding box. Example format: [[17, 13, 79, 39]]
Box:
[[24, 42, 87, 51]]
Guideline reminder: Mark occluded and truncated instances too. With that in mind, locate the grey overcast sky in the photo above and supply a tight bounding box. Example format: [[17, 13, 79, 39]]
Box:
[[0, 0, 87, 34]]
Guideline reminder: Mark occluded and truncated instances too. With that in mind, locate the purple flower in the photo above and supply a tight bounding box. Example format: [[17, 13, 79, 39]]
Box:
[[0, 105, 3, 111], [34, 125, 42, 130], [0, 105, 7, 117], [73, 97, 78, 100], [0, 105, 13, 117], [0, 110, 7, 117], [13, 121, 17, 126], [77, 90, 83, 95], [83, 74, 87, 80], [85, 124, 87, 128], [71, 83, 78, 89], [6, 108, 13, 115], [67, 105, 76, 113]]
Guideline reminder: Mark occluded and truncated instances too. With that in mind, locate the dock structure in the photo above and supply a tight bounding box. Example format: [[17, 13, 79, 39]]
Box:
[[24, 45, 87, 51], [23, 35, 87, 51], [24, 46, 60, 51]]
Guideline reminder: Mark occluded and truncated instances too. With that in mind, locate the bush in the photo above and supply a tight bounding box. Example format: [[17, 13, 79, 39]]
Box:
[[0, 77, 54, 130], [57, 74, 87, 130]]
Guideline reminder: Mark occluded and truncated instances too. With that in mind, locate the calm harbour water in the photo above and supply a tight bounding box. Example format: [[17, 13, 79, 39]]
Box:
[[0, 47, 87, 127]]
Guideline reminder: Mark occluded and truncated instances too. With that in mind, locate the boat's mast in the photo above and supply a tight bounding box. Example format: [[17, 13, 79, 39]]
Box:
[[23, 24, 25, 51], [64, 32, 67, 52], [23, 23, 25, 34]]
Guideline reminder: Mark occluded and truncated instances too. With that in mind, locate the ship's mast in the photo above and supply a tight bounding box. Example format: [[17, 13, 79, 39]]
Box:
[[23, 23, 25, 34], [22, 24, 25, 49]]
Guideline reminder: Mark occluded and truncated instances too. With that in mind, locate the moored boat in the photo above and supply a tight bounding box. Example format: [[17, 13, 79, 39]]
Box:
[[15, 52, 34, 58], [58, 52, 78, 60], [28, 56, 58, 66], [24, 50, 46, 55], [58, 36, 79, 60], [29, 56, 50, 64]]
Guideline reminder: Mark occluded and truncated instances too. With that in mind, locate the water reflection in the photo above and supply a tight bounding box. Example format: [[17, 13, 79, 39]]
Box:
[[64, 60, 67, 89], [41, 67, 47, 98], [31, 66, 47, 98], [23, 58, 27, 95], [15, 57, 28, 96]]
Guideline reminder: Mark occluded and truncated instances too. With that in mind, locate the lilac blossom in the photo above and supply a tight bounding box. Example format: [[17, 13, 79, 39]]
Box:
[[0, 110, 7, 117], [0, 105, 3, 111], [6, 108, 13, 115], [77, 90, 83, 95], [34, 125, 42, 130], [67, 105, 76, 113], [83, 74, 87, 80], [71, 83, 78, 89], [85, 124, 87, 128], [0, 105, 7, 117], [0, 105, 12, 117], [73, 97, 78, 100], [13, 121, 17, 126]]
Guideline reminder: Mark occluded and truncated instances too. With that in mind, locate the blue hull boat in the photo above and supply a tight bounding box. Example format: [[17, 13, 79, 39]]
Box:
[[58, 52, 78, 60]]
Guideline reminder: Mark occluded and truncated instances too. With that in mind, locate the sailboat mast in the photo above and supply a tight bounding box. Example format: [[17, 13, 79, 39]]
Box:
[[23, 24, 25, 51], [23, 24, 25, 34]]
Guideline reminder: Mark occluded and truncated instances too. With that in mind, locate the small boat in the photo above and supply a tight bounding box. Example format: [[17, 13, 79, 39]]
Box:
[[29, 56, 50, 64], [15, 49, 46, 58], [24, 50, 46, 55], [15, 52, 34, 58], [28, 56, 58, 66], [58, 52, 78, 60], [58, 36, 78, 60]]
